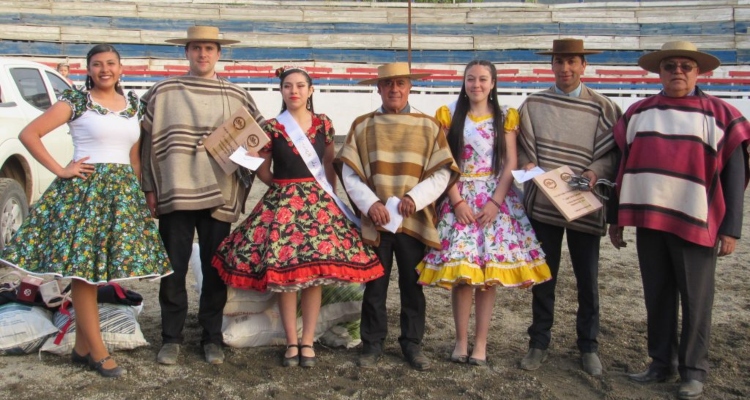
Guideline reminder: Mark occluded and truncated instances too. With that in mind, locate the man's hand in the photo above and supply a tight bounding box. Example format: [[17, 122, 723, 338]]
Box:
[[398, 195, 416, 219], [608, 224, 626, 249], [581, 169, 598, 188], [717, 235, 737, 256], [368, 201, 390, 226], [145, 191, 158, 219]]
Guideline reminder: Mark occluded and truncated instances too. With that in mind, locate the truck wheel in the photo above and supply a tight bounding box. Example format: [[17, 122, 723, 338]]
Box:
[[0, 178, 28, 251]]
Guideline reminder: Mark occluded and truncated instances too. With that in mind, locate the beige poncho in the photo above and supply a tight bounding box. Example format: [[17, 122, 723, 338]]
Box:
[[140, 76, 264, 223], [336, 112, 459, 248]]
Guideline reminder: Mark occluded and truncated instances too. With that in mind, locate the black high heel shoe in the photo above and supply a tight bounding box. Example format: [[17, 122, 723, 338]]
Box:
[[92, 356, 126, 378], [300, 344, 316, 368], [71, 349, 91, 367], [282, 344, 300, 367]]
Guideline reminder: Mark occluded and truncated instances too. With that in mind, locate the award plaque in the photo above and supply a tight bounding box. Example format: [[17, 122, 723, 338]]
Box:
[[203, 107, 269, 175], [532, 165, 602, 222]]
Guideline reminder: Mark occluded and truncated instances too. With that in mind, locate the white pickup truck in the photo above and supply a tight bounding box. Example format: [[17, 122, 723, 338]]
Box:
[[0, 58, 74, 250]]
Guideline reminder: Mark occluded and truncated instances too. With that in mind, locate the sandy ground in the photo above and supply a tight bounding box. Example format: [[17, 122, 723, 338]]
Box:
[[0, 180, 748, 400]]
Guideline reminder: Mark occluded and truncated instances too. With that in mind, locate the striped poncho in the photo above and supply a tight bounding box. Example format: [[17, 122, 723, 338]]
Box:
[[518, 85, 622, 236], [336, 112, 459, 248], [613, 89, 750, 247], [140, 76, 264, 223]]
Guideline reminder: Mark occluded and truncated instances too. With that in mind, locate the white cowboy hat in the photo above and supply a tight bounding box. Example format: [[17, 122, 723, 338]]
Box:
[[358, 62, 430, 85], [166, 26, 239, 45], [638, 41, 720, 74]]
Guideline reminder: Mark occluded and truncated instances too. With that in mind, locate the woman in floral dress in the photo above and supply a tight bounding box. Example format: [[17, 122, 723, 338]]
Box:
[[212, 67, 383, 368], [416, 60, 551, 366], [1, 44, 171, 377]]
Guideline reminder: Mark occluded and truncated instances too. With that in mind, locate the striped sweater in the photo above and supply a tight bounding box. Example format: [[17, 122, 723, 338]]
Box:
[[140, 76, 265, 223], [517, 85, 622, 236], [335, 112, 459, 248], [613, 90, 750, 247]]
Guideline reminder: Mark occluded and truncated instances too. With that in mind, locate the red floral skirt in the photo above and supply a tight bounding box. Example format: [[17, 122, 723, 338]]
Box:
[[212, 178, 384, 292]]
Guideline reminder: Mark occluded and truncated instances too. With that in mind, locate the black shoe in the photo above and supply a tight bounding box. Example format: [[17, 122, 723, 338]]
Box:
[[628, 366, 677, 383], [282, 344, 300, 367], [358, 351, 381, 368], [92, 356, 126, 378], [299, 344, 316, 368], [71, 349, 91, 367], [404, 349, 431, 371], [678, 380, 704, 400]]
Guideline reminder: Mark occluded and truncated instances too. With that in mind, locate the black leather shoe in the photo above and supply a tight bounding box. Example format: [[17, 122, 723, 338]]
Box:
[[628, 366, 677, 383], [404, 349, 431, 371], [358, 352, 381, 368], [677, 380, 704, 400]]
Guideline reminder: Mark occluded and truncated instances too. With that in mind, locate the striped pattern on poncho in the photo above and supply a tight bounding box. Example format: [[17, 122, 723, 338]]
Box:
[[336, 112, 459, 249], [614, 90, 750, 247], [517, 85, 622, 236], [140, 76, 264, 223]]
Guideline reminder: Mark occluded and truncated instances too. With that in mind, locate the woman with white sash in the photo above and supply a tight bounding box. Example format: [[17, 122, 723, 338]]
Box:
[[212, 67, 384, 368], [416, 60, 551, 366]]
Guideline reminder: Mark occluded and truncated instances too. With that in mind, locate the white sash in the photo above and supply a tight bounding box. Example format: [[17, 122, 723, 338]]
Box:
[[275, 111, 360, 227], [447, 101, 493, 162]]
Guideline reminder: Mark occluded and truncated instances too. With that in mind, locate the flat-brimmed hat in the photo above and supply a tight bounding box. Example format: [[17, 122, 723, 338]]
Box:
[[536, 38, 602, 56], [358, 62, 430, 85], [638, 41, 720, 74], [166, 26, 239, 45]]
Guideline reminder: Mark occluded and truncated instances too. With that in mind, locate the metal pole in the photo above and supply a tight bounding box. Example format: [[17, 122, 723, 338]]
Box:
[[408, 0, 412, 68]]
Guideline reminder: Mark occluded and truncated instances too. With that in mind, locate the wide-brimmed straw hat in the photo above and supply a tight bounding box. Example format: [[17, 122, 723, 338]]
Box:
[[638, 41, 720, 74], [166, 26, 239, 45], [536, 38, 602, 56], [358, 62, 430, 85]]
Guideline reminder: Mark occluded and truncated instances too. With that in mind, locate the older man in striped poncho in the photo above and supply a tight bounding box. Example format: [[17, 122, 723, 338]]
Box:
[[517, 39, 622, 377], [336, 62, 459, 371], [609, 41, 750, 400]]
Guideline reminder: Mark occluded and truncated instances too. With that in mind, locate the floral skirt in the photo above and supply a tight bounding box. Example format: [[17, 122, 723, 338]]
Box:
[[417, 177, 551, 289], [1, 164, 172, 283], [212, 178, 384, 292]]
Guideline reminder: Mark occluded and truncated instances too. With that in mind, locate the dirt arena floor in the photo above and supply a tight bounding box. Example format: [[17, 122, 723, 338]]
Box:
[[1, 181, 748, 400]]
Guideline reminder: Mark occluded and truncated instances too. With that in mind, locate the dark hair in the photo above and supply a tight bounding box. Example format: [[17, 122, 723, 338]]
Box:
[[183, 42, 222, 52], [447, 60, 505, 175], [550, 54, 586, 64], [85, 44, 123, 95], [276, 67, 314, 113]]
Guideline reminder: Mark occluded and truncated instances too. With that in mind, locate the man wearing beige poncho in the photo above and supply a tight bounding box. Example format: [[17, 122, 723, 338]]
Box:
[[336, 62, 458, 371]]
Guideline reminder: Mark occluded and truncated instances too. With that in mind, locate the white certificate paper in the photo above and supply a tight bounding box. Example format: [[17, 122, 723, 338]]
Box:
[[512, 166, 545, 183], [229, 146, 265, 171], [382, 196, 404, 233]]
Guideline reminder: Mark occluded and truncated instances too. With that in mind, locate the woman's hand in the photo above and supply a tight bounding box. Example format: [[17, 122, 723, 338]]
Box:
[[476, 201, 499, 228], [453, 201, 475, 225], [59, 157, 94, 179]]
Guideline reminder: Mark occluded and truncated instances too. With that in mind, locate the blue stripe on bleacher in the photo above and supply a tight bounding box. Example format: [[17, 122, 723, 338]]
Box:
[[2, 41, 744, 66], [0, 12, 739, 39]]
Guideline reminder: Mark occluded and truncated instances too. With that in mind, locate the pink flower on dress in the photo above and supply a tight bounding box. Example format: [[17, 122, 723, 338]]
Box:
[[249, 253, 261, 265], [278, 245, 294, 262], [289, 196, 305, 210], [316, 209, 330, 224], [270, 229, 280, 242], [441, 239, 450, 250], [309, 228, 319, 237], [342, 238, 352, 250], [307, 192, 319, 204], [326, 201, 342, 215], [462, 146, 472, 161], [290, 231, 305, 245], [260, 210, 275, 224], [277, 207, 293, 224], [252, 227, 268, 243], [318, 241, 333, 255]]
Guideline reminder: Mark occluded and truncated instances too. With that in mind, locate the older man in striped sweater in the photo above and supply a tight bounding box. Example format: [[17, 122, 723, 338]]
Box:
[[517, 38, 622, 376], [609, 41, 750, 400]]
